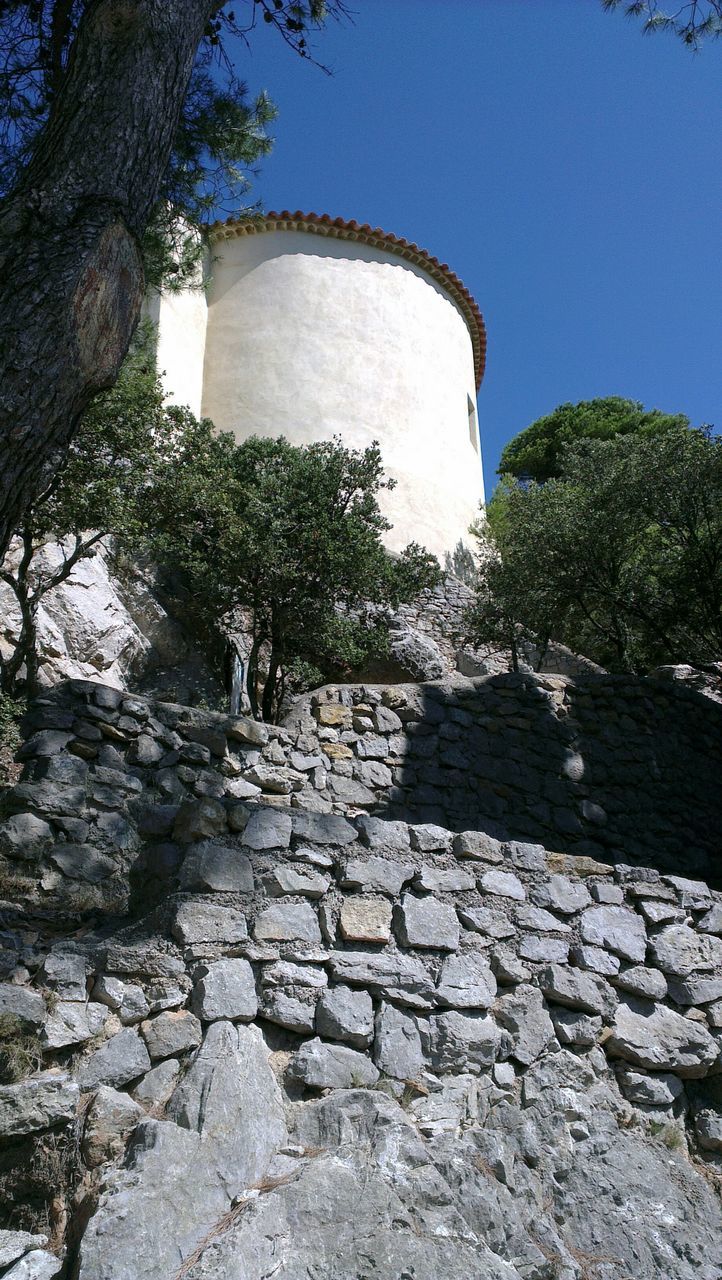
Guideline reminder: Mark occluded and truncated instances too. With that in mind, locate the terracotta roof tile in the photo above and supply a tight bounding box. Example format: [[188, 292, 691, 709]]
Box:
[[208, 211, 487, 388]]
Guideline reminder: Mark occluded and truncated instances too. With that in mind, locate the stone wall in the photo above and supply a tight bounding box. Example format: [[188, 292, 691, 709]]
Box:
[[1, 739, 722, 1276]]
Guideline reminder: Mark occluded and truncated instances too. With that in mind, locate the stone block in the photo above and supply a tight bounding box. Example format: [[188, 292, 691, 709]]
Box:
[[531, 875, 591, 915], [42, 999, 108, 1050], [579, 905, 647, 963], [288, 1037, 379, 1088], [414, 866, 475, 893], [551, 1007, 602, 1047], [428, 1010, 501, 1073], [453, 830, 503, 863], [264, 866, 330, 899], [434, 952, 496, 1009], [409, 823, 454, 853], [606, 996, 719, 1077], [494, 985, 555, 1065], [141, 1010, 202, 1060], [538, 964, 617, 1018], [254, 903, 322, 944], [479, 870, 526, 902], [0, 984, 45, 1029], [316, 985, 374, 1048], [648, 924, 722, 979], [327, 950, 434, 1009], [395, 894, 460, 951], [458, 906, 515, 941], [613, 965, 668, 1001], [374, 1003, 425, 1080], [179, 841, 254, 893], [340, 855, 413, 896], [0, 1072, 79, 1138], [242, 808, 293, 851], [339, 895, 392, 943], [172, 901, 248, 948], [191, 959, 258, 1022], [173, 798, 227, 843], [78, 1028, 152, 1090]]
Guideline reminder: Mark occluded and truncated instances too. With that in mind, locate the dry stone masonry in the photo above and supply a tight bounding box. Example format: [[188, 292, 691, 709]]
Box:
[[0, 678, 721, 1278]]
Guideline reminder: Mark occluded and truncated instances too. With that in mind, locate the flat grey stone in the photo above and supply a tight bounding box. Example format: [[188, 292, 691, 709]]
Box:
[[479, 870, 525, 902], [341, 855, 413, 896], [648, 924, 722, 978], [241, 808, 292, 850], [518, 935, 570, 964], [357, 816, 411, 853], [607, 996, 719, 1077], [260, 990, 316, 1033], [290, 812, 358, 845], [494, 985, 555, 1065], [458, 906, 516, 941], [173, 797, 227, 843], [0, 1072, 78, 1137], [395, 894, 460, 950], [428, 1010, 502, 1072], [327, 775, 376, 805], [78, 1028, 152, 1090], [40, 950, 89, 1000], [254, 903, 321, 944], [409, 824, 453, 853], [0, 1235, 49, 1271], [355, 733, 390, 760], [613, 966, 668, 1001], [570, 944, 621, 976], [374, 1003, 425, 1080], [327, 950, 434, 1010], [453, 830, 504, 863], [0, 813, 53, 861], [697, 903, 722, 935], [638, 899, 683, 925], [0, 983, 45, 1028], [591, 883, 624, 905], [616, 1066, 683, 1106], [538, 964, 617, 1017], [579, 905, 647, 963], [663, 876, 712, 909], [264, 866, 330, 898], [695, 1109, 722, 1152], [315, 985, 374, 1047], [414, 866, 475, 892], [82, 1085, 144, 1168], [50, 843, 116, 882], [92, 976, 149, 1024], [551, 1007, 602, 1047], [434, 952, 497, 1009], [172, 902, 248, 948], [2, 1249, 63, 1278], [532, 875, 591, 915], [191, 959, 258, 1021], [288, 1037, 380, 1088], [141, 1010, 202, 1060], [515, 906, 572, 934], [667, 975, 722, 1006], [42, 999, 108, 1049], [132, 1058, 181, 1110], [179, 841, 254, 893]]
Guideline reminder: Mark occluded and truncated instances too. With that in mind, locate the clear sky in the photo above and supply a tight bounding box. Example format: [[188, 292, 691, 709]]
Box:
[[229, 0, 722, 488]]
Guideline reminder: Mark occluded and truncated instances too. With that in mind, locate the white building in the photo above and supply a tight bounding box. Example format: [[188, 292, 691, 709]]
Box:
[[151, 211, 487, 563]]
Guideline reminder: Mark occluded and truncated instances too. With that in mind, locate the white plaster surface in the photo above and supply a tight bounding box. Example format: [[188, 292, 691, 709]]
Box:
[[147, 284, 208, 420], [199, 231, 485, 561]]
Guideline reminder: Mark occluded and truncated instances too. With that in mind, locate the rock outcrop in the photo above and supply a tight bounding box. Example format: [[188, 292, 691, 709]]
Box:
[[0, 680, 721, 1277]]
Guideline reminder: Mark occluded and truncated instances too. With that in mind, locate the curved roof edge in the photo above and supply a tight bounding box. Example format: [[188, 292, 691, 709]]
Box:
[[208, 211, 487, 389]]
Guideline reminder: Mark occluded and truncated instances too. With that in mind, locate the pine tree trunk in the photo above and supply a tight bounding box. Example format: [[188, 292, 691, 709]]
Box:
[[0, 0, 217, 561]]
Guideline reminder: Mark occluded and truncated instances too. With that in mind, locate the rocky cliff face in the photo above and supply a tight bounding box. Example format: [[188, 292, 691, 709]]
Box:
[[0, 680, 721, 1279]]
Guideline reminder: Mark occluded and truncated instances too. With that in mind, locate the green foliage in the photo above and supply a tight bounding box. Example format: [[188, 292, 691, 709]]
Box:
[[467, 423, 722, 673], [0, 2, 348, 287], [150, 432, 441, 720], [602, 0, 722, 47], [0, 325, 202, 695], [497, 397, 689, 483]]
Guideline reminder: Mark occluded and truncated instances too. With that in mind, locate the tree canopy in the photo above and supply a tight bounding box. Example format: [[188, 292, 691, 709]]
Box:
[[150, 432, 441, 721], [496, 397, 690, 484], [602, 1, 722, 46], [468, 422, 722, 674], [0, 325, 201, 695]]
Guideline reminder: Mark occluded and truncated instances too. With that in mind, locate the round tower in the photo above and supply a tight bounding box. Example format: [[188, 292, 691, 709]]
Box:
[[201, 212, 487, 562]]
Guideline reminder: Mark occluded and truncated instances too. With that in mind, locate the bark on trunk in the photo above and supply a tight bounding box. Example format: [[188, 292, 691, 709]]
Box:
[[0, 0, 217, 561]]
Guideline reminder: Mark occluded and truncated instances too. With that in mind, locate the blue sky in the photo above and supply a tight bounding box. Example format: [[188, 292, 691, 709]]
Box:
[[230, 0, 722, 488]]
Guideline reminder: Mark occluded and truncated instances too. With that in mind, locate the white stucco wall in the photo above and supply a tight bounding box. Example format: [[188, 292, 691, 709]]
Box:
[[200, 229, 485, 562], [146, 284, 208, 420]]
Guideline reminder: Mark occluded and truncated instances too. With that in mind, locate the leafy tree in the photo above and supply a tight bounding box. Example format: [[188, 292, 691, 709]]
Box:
[[497, 397, 689, 484], [602, 0, 722, 46], [0, 1, 348, 563], [467, 424, 722, 673], [151, 433, 441, 721], [0, 326, 200, 696]]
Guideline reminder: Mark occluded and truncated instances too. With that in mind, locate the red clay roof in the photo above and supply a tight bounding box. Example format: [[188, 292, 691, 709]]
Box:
[[208, 211, 487, 389]]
